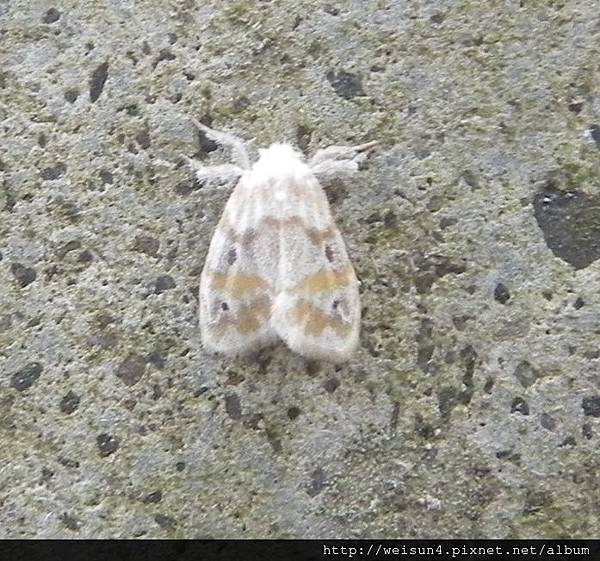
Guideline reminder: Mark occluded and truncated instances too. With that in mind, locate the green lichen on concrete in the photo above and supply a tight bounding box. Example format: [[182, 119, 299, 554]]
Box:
[[554, 145, 600, 193]]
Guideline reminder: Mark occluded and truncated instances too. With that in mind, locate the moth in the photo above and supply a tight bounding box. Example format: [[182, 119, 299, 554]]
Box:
[[188, 121, 377, 362]]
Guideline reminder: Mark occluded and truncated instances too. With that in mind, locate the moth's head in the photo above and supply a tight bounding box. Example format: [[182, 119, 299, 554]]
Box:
[[252, 143, 309, 181]]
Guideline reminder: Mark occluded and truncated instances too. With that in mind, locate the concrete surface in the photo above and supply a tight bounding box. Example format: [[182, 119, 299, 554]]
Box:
[[1, 0, 599, 538]]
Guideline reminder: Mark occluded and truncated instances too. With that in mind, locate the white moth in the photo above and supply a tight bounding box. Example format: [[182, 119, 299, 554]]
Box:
[[188, 121, 377, 362]]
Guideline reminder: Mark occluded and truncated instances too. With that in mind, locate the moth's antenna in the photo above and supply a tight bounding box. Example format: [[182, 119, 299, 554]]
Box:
[[309, 140, 379, 167], [191, 119, 251, 170]]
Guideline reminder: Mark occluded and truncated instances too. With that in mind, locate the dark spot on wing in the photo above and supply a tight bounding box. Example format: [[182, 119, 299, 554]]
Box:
[[227, 247, 237, 265], [221, 302, 229, 311], [325, 245, 334, 262]]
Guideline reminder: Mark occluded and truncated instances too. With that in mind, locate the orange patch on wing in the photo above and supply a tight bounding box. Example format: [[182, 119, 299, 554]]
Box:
[[290, 300, 352, 337], [294, 267, 356, 293], [206, 271, 270, 298], [236, 296, 271, 334], [209, 296, 272, 336]]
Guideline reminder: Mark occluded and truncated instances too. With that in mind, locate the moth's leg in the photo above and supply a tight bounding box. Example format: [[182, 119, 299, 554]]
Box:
[[309, 140, 378, 167], [192, 119, 251, 169]]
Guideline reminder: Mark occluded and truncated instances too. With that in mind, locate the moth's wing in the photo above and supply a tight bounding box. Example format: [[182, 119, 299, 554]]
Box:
[[199, 179, 278, 356], [270, 178, 360, 362]]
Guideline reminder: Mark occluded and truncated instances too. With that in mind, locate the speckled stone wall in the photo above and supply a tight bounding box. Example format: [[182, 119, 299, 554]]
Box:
[[1, 0, 599, 538]]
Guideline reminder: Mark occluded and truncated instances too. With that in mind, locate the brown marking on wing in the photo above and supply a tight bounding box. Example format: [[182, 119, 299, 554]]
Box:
[[236, 296, 271, 334], [209, 295, 272, 336], [262, 216, 285, 229], [263, 216, 337, 245], [222, 217, 336, 246], [290, 299, 353, 337], [205, 270, 271, 298], [222, 226, 257, 247], [293, 266, 356, 293], [305, 226, 336, 245]]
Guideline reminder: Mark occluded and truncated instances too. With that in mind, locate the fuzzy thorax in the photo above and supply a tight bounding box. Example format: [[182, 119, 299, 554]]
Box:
[[251, 143, 310, 182]]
